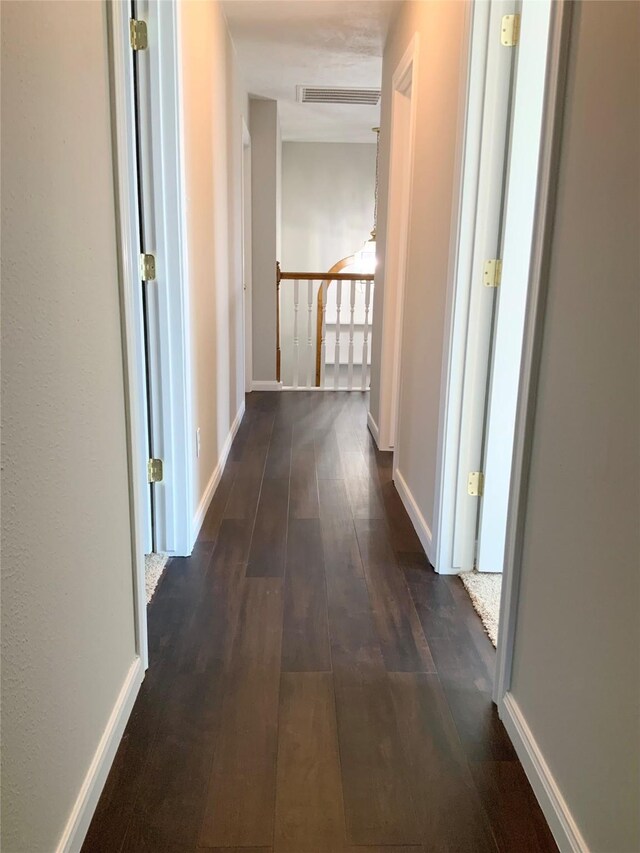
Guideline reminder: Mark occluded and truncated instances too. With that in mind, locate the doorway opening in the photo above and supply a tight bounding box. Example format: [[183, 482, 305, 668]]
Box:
[[433, 0, 562, 671], [110, 0, 195, 664]]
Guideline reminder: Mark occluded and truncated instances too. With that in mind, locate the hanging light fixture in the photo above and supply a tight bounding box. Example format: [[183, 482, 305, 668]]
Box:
[[355, 126, 380, 274]]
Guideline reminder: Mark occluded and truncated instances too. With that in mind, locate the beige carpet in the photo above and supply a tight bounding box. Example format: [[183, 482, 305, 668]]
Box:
[[460, 570, 502, 647], [145, 553, 168, 604]]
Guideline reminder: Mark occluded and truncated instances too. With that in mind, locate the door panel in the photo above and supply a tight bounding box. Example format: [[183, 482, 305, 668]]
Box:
[[130, 0, 155, 552], [452, 0, 517, 571], [477, 0, 552, 572], [132, 0, 167, 552]]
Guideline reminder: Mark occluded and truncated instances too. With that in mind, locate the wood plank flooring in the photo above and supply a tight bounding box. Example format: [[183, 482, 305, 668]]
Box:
[[83, 391, 557, 853]]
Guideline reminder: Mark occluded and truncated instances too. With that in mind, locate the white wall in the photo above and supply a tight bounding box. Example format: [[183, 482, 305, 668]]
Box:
[[370, 1, 469, 549], [1, 2, 139, 850], [250, 98, 281, 384], [281, 142, 376, 272], [509, 3, 640, 850], [280, 142, 377, 386], [179, 0, 248, 518]]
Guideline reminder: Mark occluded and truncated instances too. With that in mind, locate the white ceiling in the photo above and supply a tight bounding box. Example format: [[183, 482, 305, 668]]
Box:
[[222, 0, 398, 142]]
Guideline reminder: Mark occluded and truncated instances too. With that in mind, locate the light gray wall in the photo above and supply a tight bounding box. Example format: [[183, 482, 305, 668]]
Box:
[[371, 1, 469, 531], [1, 2, 138, 850], [510, 3, 640, 850], [250, 98, 281, 382], [281, 142, 376, 272]]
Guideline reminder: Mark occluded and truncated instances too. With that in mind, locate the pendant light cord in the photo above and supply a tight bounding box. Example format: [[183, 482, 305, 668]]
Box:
[[371, 126, 380, 240]]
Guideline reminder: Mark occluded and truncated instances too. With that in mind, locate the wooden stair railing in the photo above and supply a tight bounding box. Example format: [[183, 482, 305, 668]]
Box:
[[276, 261, 375, 389]]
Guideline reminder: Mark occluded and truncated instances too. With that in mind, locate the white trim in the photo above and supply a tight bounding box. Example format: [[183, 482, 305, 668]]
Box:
[[280, 386, 370, 393], [366, 411, 381, 447], [500, 693, 589, 853], [55, 657, 144, 853], [494, 0, 574, 703], [477, 0, 553, 574], [143, 0, 194, 557], [242, 120, 253, 394], [252, 380, 283, 391], [377, 34, 419, 452], [108, 0, 149, 667], [191, 401, 245, 542], [432, 0, 515, 575], [393, 468, 434, 565]]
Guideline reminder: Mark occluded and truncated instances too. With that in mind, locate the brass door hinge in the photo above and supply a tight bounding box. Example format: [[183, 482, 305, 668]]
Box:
[[501, 13, 521, 47], [129, 18, 148, 51], [468, 471, 484, 497], [147, 458, 163, 483], [140, 253, 156, 281], [483, 259, 502, 288]]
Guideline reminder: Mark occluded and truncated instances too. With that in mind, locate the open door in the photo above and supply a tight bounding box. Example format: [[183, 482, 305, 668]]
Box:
[[477, 0, 553, 572], [450, 0, 518, 573], [129, 0, 193, 557], [131, 0, 161, 552]]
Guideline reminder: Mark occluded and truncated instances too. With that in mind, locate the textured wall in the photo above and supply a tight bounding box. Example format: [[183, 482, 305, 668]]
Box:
[[510, 3, 640, 849], [1, 2, 138, 849], [179, 0, 247, 514]]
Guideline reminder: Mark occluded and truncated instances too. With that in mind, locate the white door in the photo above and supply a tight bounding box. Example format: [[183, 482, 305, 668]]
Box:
[[452, 0, 518, 572], [477, 0, 553, 572], [131, 0, 194, 557], [132, 0, 163, 552]]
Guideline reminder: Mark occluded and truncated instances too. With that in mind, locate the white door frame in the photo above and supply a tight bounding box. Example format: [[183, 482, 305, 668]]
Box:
[[109, 0, 149, 667], [494, 0, 573, 703], [376, 34, 419, 453], [477, 0, 552, 573], [108, 0, 194, 660], [431, 0, 516, 576], [242, 120, 253, 394], [430, 0, 572, 697], [135, 0, 194, 558]]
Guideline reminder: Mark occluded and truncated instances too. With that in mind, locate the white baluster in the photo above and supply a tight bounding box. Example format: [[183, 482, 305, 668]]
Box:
[[347, 281, 356, 391], [320, 280, 328, 389], [306, 280, 313, 388], [293, 279, 299, 389], [361, 279, 371, 390], [334, 279, 342, 391]]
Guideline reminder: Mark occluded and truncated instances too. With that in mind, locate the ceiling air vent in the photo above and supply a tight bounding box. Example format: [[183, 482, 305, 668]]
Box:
[[296, 86, 381, 106]]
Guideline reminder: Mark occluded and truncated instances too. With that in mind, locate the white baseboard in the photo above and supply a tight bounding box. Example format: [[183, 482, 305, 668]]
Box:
[[393, 467, 434, 564], [367, 411, 381, 447], [56, 656, 144, 853], [251, 380, 283, 391], [500, 692, 588, 853], [367, 411, 394, 451], [191, 400, 245, 544]]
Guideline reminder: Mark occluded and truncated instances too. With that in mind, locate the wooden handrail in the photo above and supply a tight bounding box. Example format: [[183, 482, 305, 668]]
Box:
[[277, 270, 375, 282]]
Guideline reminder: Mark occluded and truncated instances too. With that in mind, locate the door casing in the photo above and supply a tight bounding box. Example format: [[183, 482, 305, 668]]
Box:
[[108, 0, 194, 663], [432, 0, 517, 577], [430, 0, 573, 703], [242, 121, 253, 394]]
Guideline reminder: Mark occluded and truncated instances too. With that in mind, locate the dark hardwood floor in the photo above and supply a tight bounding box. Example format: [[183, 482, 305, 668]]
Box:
[[83, 391, 557, 853]]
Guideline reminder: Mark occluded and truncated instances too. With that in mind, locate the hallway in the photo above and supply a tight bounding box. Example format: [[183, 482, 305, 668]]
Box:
[[84, 392, 556, 852]]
